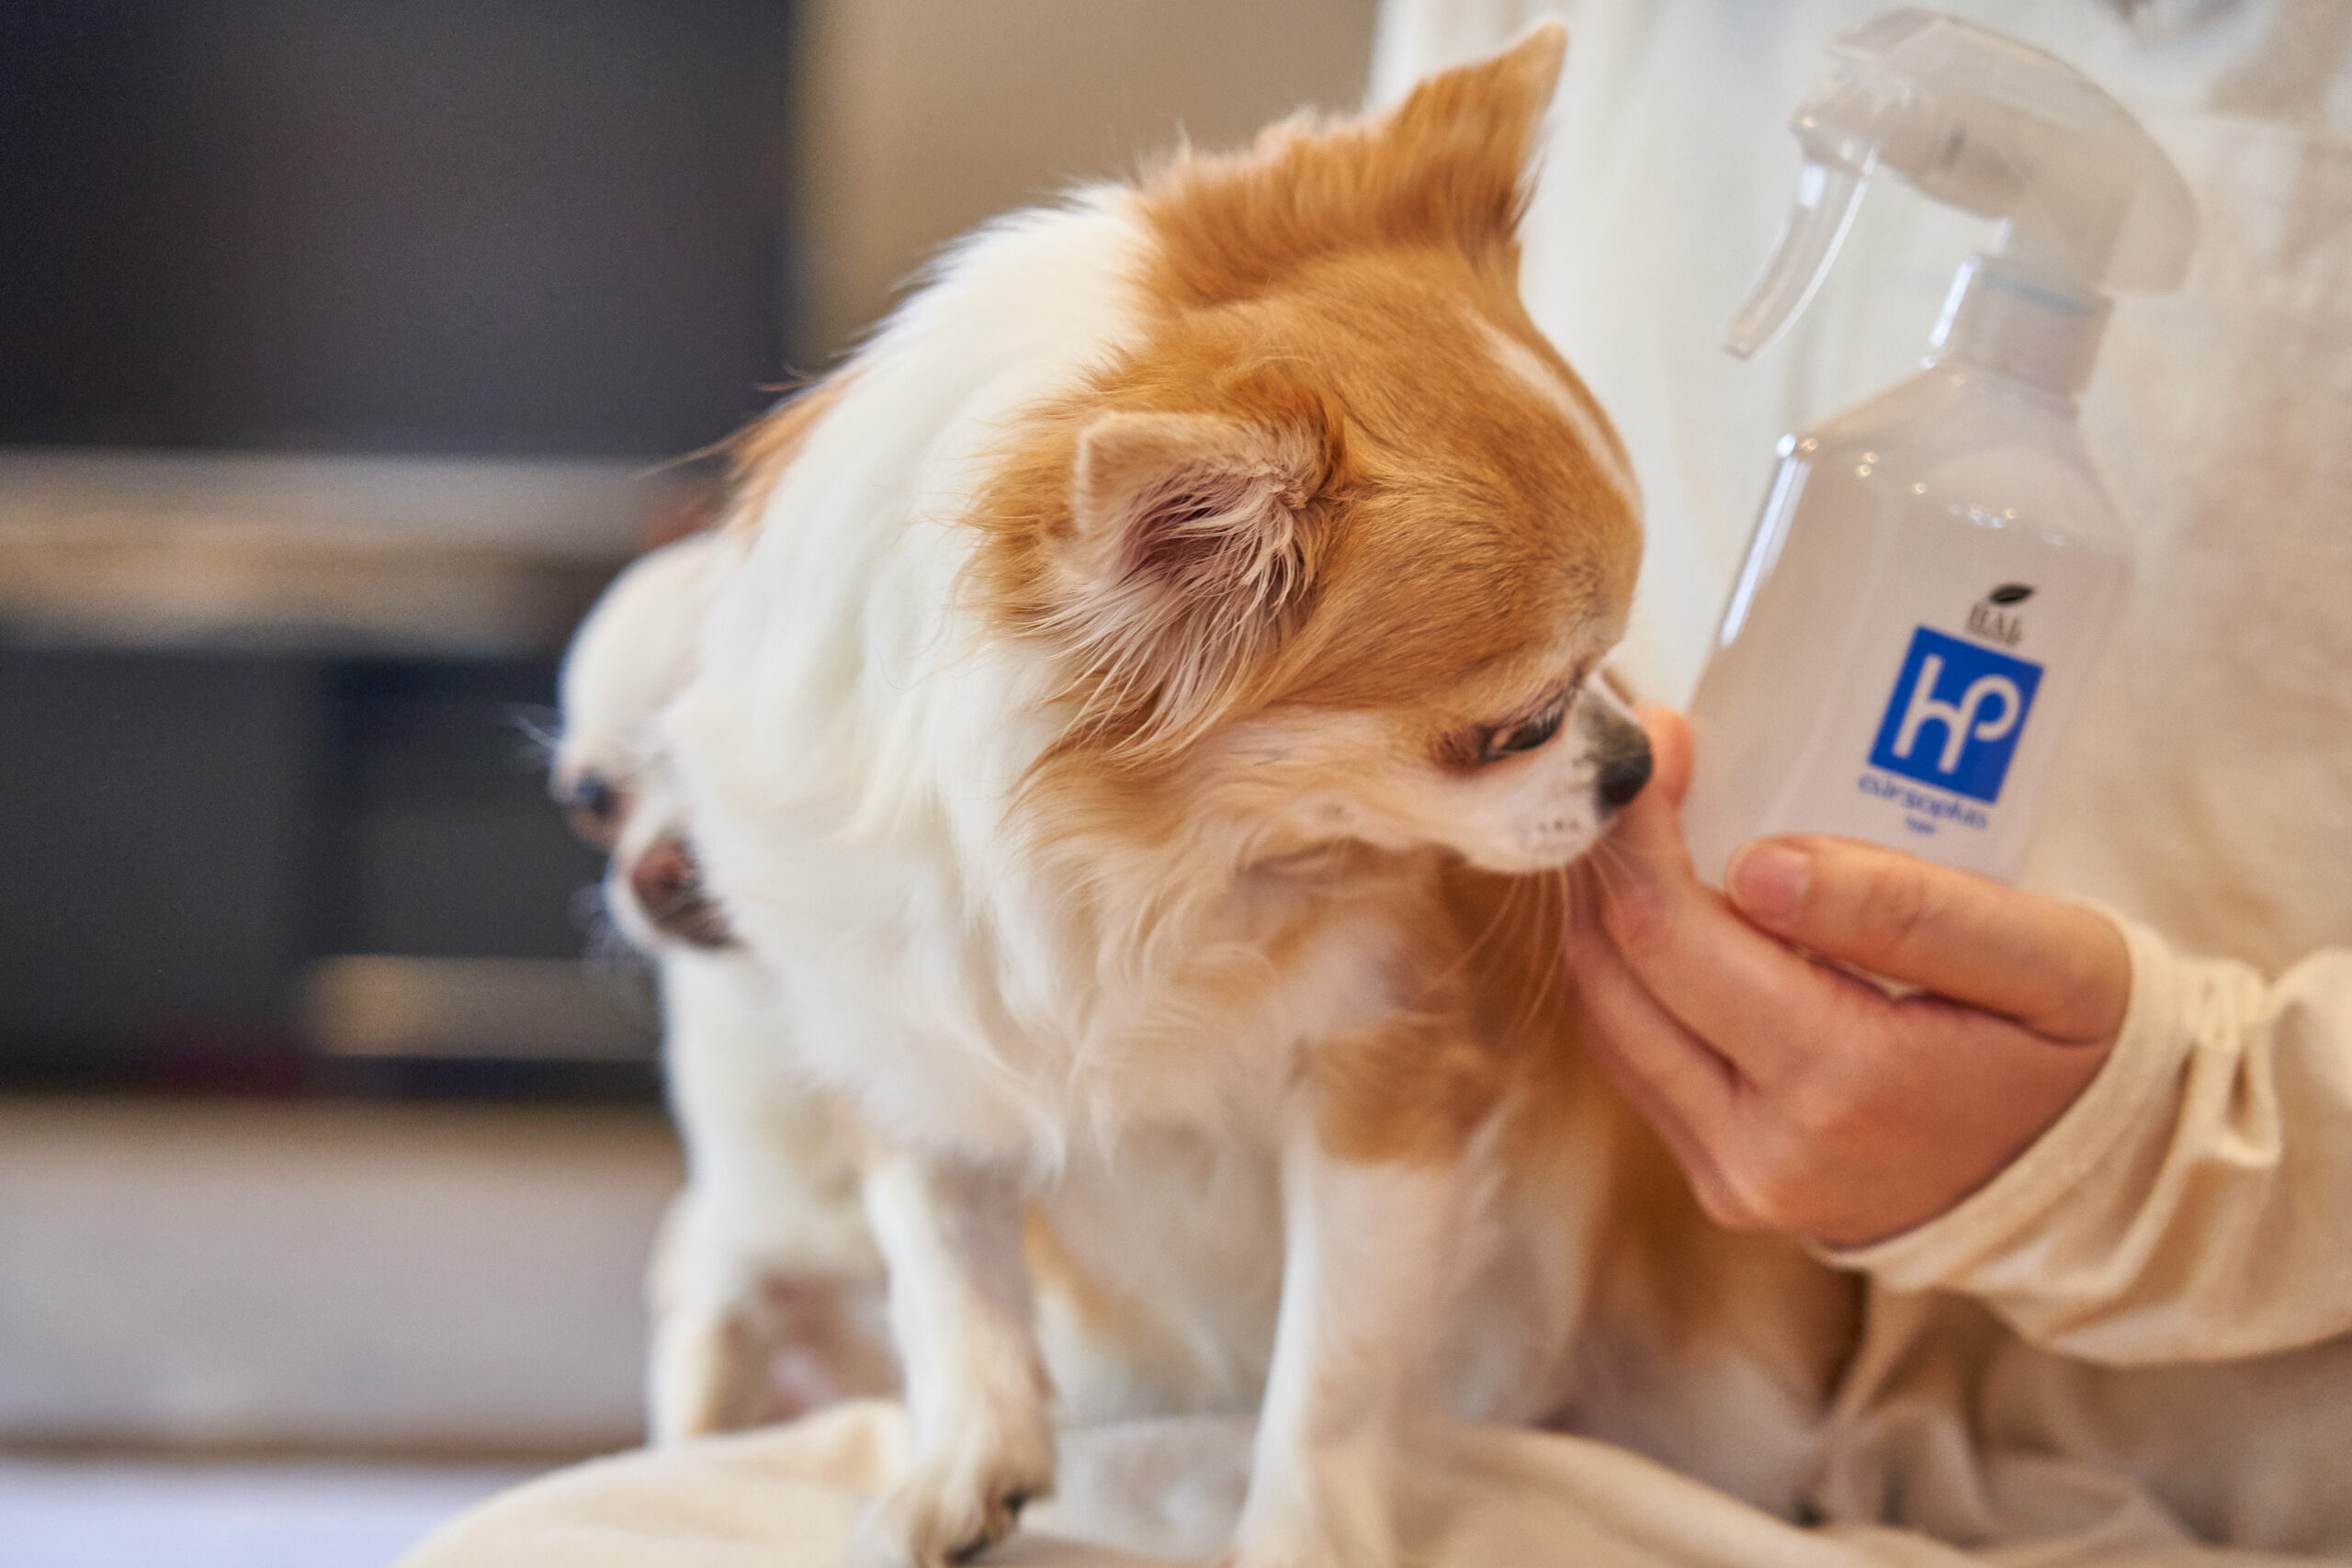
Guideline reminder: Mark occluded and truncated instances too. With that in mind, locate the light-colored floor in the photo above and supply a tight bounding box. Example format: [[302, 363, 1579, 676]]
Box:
[[0, 1100, 677, 1563], [0, 1099, 681, 1453], [0, 1453, 541, 1568]]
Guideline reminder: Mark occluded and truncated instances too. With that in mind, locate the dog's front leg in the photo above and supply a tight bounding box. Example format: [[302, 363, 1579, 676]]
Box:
[[1226, 1109, 1483, 1568], [856, 1145, 1056, 1567], [648, 951, 892, 1441]]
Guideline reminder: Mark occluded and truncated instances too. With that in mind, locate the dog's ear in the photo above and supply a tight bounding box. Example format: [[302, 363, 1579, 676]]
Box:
[[1367, 20, 1566, 259], [1052, 411, 1320, 752], [1137, 25, 1564, 304]]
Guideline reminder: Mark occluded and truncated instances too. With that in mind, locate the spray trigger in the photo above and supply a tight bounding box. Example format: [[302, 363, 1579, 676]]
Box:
[[1726, 157, 1872, 358]]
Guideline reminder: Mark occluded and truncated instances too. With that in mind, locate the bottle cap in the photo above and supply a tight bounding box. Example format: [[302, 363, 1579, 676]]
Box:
[[1929, 254, 2112, 393]]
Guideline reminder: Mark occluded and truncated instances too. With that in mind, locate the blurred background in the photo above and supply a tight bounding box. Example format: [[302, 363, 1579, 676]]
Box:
[[0, 1, 1374, 1560]]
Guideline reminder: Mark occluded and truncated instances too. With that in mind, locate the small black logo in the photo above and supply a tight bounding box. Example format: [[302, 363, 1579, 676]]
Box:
[[1967, 583, 2032, 648]]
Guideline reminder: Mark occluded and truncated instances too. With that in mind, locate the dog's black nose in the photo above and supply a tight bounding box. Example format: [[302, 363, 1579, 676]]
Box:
[[1597, 736, 1653, 811], [628, 835, 737, 949]]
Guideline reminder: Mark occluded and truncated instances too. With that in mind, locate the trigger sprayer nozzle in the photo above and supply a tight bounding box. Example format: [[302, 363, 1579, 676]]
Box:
[[1724, 10, 2195, 369], [1725, 158, 1871, 358]]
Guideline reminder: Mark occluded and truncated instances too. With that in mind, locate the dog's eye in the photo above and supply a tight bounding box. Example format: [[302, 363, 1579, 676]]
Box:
[[1475, 693, 1570, 765], [562, 774, 627, 851]]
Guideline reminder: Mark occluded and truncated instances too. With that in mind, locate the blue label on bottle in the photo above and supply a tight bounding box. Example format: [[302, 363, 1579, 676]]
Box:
[[1868, 627, 2042, 804]]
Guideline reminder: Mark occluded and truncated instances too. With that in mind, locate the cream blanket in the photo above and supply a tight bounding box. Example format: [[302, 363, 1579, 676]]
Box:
[[401, 1399, 2314, 1567]]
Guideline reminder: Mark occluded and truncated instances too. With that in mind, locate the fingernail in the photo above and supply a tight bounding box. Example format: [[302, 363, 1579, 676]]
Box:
[[1728, 840, 1810, 925]]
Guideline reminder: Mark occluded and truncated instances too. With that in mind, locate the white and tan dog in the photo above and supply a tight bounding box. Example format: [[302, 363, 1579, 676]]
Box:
[[664, 30, 1856, 1567], [554, 534, 896, 1442]]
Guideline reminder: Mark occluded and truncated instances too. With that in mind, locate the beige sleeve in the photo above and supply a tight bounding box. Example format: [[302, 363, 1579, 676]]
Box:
[[1824, 912, 2352, 1366]]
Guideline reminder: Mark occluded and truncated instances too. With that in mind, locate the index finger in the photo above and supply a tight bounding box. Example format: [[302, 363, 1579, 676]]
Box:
[[1587, 711, 1897, 1087], [1724, 835, 2129, 1046]]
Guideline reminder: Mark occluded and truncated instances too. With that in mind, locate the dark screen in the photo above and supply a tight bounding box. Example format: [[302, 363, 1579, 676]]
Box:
[[0, 0, 797, 458]]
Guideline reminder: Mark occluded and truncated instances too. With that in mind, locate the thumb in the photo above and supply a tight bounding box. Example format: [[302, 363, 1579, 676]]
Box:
[[1631, 704, 1693, 808], [1603, 705, 1694, 873], [1724, 833, 2130, 1045]]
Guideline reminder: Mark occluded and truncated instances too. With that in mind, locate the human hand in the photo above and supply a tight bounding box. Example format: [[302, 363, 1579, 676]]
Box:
[[1563, 707, 2130, 1249]]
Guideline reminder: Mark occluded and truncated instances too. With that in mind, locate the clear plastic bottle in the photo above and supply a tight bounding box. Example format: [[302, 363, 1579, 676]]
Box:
[[1678, 13, 2195, 886]]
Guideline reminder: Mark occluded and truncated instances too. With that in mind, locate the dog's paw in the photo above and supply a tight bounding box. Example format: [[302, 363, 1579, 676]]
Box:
[[856, 1410, 1056, 1566]]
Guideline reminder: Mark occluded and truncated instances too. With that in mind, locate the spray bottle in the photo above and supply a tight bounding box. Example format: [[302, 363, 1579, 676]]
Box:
[[1679, 11, 2196, 886]]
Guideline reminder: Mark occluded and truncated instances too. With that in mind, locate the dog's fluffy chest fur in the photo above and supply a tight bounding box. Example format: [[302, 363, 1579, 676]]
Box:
[[694, 745, 1443, 1160]]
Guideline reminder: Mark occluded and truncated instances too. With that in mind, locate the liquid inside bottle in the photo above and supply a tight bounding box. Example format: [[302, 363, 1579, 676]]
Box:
[[1681, 358, 2129, 886]]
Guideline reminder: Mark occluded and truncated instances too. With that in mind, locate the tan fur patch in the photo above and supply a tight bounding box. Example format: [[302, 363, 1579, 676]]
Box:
[[1306, 863, 1578, 1166]]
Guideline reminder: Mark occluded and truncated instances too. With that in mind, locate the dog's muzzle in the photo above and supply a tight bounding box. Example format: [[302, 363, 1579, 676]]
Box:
[[1592, 707, 1653, 814], [627, 835, 740, 950]]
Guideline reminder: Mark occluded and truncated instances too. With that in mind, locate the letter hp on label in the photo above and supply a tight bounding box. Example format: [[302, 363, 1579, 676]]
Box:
[[1868, 627, 2042, 803]]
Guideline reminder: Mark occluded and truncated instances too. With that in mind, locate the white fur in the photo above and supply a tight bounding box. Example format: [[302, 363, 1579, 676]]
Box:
[[649, 946, 893, 1440], [1481, 321, 1640, 508], [857, 1151, 1057, 1563], [1032, 1130, 1284, 1425], [1233, 1126, 1483, 1568], [666, 194, 1353, 1561], [556, 535, 893, 1444], [669, 191, 1313, 1160], [553, 532, 726, 805]]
